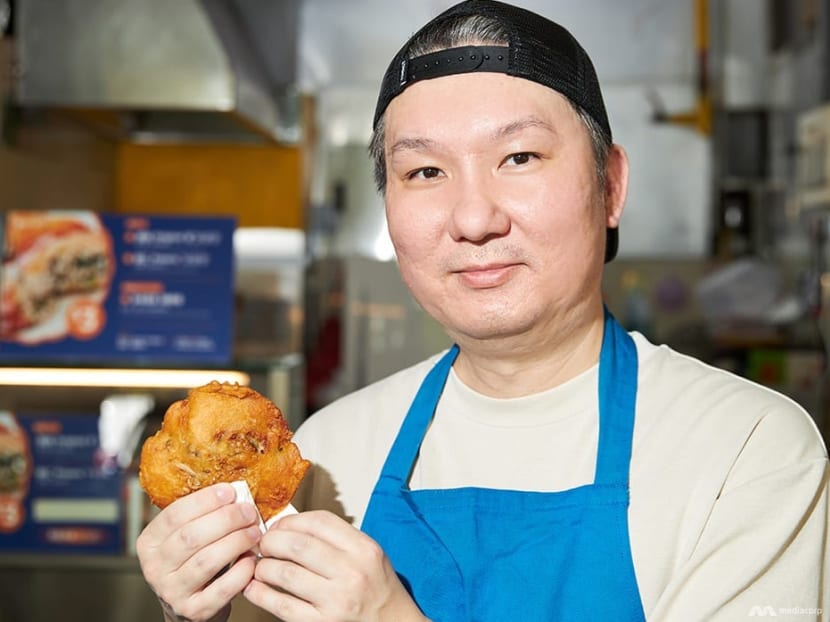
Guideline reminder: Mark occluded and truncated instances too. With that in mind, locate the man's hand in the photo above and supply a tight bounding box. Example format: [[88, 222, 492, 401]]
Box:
[[136, 483, 264, 622], [244, 510, 429, 621]]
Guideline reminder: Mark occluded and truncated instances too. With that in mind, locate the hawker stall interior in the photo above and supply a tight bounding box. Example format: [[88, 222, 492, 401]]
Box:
[[0, 1, 828, 620]]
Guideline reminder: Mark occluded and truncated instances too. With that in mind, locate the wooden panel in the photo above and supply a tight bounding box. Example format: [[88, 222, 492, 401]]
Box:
[[115, 143, 304, 228], [0, 116, 117, 213]]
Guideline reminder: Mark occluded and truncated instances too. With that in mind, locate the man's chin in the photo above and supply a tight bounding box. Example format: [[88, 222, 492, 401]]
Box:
[[444, 316, 536, 345]]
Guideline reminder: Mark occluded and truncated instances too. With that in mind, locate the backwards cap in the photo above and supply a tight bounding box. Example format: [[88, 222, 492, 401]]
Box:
[[373, 0, 619, 262], [373, 0, 611, 141]]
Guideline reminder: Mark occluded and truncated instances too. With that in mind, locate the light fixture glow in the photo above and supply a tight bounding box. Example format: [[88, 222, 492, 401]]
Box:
[[0, 368, 250, 388]]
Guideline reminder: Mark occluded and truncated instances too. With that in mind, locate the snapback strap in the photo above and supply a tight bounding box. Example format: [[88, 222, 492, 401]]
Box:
[[400, 45, 510, 87]]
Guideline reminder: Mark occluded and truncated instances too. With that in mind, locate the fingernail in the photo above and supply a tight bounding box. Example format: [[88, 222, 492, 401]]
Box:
[[240, 503, 258, 523], [215, 484, 235, 503], [246, 525, 263, 539]]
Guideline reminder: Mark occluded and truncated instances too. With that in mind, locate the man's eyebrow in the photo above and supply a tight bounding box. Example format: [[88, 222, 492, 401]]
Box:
[[388, 116, 556, 156], [493, 116, 557, 140], [389, 137, 438, 156]]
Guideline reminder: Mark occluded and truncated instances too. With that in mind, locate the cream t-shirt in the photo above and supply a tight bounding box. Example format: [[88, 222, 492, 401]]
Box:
[[292, 333, 829, 621]]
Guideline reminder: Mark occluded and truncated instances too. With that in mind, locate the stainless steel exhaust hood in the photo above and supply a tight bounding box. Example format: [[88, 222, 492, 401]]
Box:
[[14, 0, 300, 143]]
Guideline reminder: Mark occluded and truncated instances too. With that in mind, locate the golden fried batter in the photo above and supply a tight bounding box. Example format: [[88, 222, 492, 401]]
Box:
[[139, 381, 310, 520]]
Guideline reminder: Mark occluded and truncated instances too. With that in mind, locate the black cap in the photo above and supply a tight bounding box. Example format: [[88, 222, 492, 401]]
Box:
[[374, 0, 611, 142], [373, 0, 619, 262]]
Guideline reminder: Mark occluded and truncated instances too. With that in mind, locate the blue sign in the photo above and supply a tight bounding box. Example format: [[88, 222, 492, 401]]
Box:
[[0, 212, 236, 365], [0, 413, 124, 554]]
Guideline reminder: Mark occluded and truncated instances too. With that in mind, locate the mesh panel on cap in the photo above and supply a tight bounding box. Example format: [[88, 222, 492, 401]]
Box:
[[373, 0, 611, 142]]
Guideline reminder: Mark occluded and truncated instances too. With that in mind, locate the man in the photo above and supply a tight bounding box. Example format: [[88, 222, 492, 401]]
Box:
[[137, 2, 829, 621]]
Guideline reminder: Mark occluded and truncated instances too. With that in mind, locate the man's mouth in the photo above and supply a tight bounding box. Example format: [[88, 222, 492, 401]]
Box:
[[454, 263, 520, 289]]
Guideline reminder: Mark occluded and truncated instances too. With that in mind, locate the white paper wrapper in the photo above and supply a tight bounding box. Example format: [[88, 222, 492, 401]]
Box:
[[229, 480, 297, 534]]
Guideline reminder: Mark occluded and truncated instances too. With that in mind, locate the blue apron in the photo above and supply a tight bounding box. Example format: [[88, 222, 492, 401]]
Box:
[[361, 311, 646, 621]]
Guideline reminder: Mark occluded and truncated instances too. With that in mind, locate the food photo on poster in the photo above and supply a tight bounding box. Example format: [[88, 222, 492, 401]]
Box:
[[1, 210, 113, 344]]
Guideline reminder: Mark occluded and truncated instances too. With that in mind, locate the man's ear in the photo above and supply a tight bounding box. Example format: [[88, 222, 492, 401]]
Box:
[[604, 144, 629, 228]]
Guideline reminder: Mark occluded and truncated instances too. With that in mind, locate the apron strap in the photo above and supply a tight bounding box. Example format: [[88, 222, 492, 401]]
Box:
[[375, 345, 460, 483], [374, 309, 638, 488], [594, 308, 639, 486]]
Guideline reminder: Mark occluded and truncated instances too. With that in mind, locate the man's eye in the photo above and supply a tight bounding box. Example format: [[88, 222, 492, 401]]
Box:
[[408, 167, 442, 180], [504, 152, 537, 166]]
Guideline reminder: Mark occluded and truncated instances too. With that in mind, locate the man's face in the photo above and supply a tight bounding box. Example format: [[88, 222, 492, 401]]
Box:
[[383, 72, 625, 345]]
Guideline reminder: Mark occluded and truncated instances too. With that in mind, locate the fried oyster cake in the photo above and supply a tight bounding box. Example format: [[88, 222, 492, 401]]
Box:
[[139, 381, 310, 521]]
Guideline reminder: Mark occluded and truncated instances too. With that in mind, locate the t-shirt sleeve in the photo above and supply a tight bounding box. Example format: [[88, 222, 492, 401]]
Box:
[[289, 419, 352, 520], [648, 409, 829, 621]]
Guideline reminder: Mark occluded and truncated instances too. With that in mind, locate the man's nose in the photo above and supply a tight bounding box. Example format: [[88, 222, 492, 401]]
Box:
[[446, 173, 511, 243]]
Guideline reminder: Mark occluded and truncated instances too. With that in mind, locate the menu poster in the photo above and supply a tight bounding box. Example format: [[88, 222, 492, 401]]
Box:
[[0, 211, 236, 365], [0, 412, 123, 554]]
